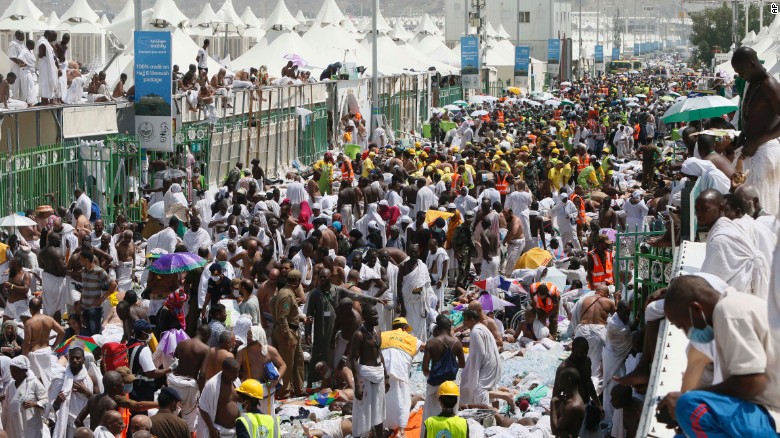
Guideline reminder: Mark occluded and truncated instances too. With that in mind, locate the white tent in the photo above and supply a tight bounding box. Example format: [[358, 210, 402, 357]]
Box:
[[341, 17, 358, 34], [113, 1, 134, 24], [388, 21, 413, 42], [216, 0, 245, 30], [313, 0, 345, 27], [240, 6, 264, 41], [100, 13, 110, 28], [362, 33, 458, 75], [294, 10, 307, 24], [302, 23, 367, 69], [149, 0, 189, 28], [373, 8, 393, 34], [48, 11, 60, 27], [484, 22, 499, 39], [497, 23, 511, 40], [58, 0, 101, 25], [233, 29, 321, 75], [412, 33, 460, 67], [0, 0, 46, 31], [413, 13, 439, 35], [191, 3, 221, 34], [262, 0, 299, 31]]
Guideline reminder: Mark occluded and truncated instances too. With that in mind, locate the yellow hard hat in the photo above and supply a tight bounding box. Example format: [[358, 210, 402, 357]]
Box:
[[236, 379, 265, 399], [392, 317, 413, 332], [519, 145, 529, 152], [552, 148, 560, 155], [549, 141, 557, 147], [438, 381, 460, 397]]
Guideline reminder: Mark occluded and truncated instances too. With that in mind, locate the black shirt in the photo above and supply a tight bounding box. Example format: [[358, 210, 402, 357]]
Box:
[[207, 277, 232, 307]]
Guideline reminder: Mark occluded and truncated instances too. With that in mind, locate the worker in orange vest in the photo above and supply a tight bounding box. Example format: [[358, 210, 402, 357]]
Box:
[[529, 282, 561, 337], [587, 234, 614, 289], [495, 170, 510, 196], [338, 154, 354, 186], [570, 186, 587, 241]]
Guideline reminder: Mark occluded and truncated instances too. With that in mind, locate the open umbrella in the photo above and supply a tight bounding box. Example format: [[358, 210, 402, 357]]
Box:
[[443, 104, 461, 111], [283, 53, 309, 68], [623, 97, 638, 102], [55, 335, 99, 354], [635, 93, 647, 98], [544, 99, 561, 106], [660, 95, 675, 102], [626, 102, 640, 107], [661, 95, 739, 123], [0, 214, 37, 227], [155, 169, 187, 179], [149, 252, 207, 274], [506, 87, 521, 95], [560, 99, 574, 107], [453, 100, 468, 107], [560, 81, 572, 86], [470, 109, 488, 117], [514, 247, 553, 270], [478, 292, 515, 312]]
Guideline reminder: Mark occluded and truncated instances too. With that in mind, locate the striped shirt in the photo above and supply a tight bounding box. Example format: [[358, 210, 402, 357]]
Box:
[[81, 266, 110, 309]]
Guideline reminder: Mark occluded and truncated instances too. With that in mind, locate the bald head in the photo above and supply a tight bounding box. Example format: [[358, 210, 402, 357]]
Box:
[[732, 47, 765, 83], [216, 249, 228, 261], [74, 428, 94, 438], [734, 184, 760, 216], [103, 410, 127, 434], [129, 414, 152, 434], [695, 188, 725, 227], [467, 301, 483, 314]]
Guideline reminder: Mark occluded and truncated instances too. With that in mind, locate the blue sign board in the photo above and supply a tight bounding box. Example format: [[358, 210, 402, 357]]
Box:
[[612, 47, 620, 60], [548, 38, 560, 63], [595, 45, 603, 63], [515, 45, 530, 78], [461, 36, 480, 89], [134, 31, 173, 151]]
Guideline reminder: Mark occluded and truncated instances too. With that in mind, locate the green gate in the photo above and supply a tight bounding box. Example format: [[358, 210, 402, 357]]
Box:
[[438, 85, 464, 107], [298, 103, 329, 165], [614, 230, 675, 320]]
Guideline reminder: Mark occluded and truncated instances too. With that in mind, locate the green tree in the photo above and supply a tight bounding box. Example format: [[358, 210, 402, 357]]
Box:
[[689, 2, 772, 66]]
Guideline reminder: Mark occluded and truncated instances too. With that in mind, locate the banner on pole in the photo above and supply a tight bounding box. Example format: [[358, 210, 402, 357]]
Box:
[[547, 38, 560, 64], [461, 36, 481, 90], [514, 45, 530, 85], [134, 31, 173, 152], [612, 47, 620, 60], [595, 45, 603, 63]]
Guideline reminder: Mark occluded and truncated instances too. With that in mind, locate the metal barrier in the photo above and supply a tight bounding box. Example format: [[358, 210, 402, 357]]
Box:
[[437, 84, 464, 107], [614, 230, 675, 319], [483, 80, 506, 97]]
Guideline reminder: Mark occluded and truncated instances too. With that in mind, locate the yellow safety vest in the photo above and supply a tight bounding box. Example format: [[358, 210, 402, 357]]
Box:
[[424, 415, 468, 438], [237, 412, 280, 438]]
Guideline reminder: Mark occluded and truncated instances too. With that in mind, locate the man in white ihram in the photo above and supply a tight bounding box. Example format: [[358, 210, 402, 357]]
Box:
[[460, 309, 501, 408]]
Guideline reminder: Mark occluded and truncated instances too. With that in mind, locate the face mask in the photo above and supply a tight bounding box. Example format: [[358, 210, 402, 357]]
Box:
[[123, 383, 133, 394], [211, 275, 220, 282], [232, 289, 240, 298], [686, 307, 715, 344]]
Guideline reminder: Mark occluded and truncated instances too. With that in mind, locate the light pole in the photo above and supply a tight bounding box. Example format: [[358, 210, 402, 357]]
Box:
[[579, 0, 582, 77], [371, 0, 379, 132], [134, 0, 142, 32]]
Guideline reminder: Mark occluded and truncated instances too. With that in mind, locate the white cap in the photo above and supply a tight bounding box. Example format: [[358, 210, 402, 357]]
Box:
[[447, 203, 457, 209], [368, 220, 379, 230], [312, 202, 321, 210], [378, 199, 389, 206], [399, 215, 412, 224]]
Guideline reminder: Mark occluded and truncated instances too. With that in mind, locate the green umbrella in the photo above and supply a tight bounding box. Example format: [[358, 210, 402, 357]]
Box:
[[660, 95, 675, 102], [453, 100, 468, 107], [560, 99, 574, 107], [661, 95, 738, 123]]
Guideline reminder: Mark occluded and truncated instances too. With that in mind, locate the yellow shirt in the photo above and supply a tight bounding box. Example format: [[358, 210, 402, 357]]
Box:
[[560, 164, 572, 184], [362, 157, 375, 177], [549, 167, 564, 191]]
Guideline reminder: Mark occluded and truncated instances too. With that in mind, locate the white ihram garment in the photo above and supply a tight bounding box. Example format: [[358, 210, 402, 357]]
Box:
[[401, 260, 434, 343], [744, 138, 780, 215], [602, 313, 633, 426], [460, 323, 501, 405], [426, 247, 449, 309], [197, 372, 240, 438], [701, 217, 769, 298], [352, 364, 385, 437], [47, 365, 93, 438], [36, 37, 58, 99]]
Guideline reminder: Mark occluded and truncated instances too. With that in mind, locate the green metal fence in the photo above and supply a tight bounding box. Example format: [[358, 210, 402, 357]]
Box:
[[438, 85, 464, 107], [614, 230, 675, 320], [298, 103, 329, 165], [483, 80, 507, 97], [102, 135, 143, 223]]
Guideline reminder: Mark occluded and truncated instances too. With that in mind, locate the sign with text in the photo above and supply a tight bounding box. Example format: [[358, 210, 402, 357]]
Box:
[[134, 31, 173, 151], [547, 38, 560, 64], [461, 36, 481, 90], [612, 47, 620, 60], [595, 44, 603, 63], [514, 45, 530, 85]]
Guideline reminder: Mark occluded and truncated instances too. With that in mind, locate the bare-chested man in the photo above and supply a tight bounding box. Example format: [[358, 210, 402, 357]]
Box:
[[170, 324, 211, 432], [336, 184, 363, 226], [575, 285, 617, 378], [319, 225, 338, 253], [201, 330, 235, 383], [360, 177, 382, 205], [402, 177, 419, 206], [117, 292, 149, 341], [2, 259, 32, 322], [422, 314, 465, 421], [350, 305, 388, 438], [480, 217, 500, 279], [550, 368, 586, 438], [230, 239, 260, 279], [732, 46, 780, 215], [23, 297, 66, 385], [599, 198, 618, 230], [251, 244, 278, 282], [115, 230, 135, 291], [199, 358, 240, 438], [330, 297, 362, 371], [236, 326, 286, 411], [256, 268, 280, 331]]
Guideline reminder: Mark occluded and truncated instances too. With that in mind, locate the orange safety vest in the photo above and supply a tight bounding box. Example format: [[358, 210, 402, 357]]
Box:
[[451, 173, 463, 190], [120, 405, 131, 438], [570, 193, 586, 224], [497, 110, 505, 123], [589, 249, 614, 288], [495, 174, 509, 195], [529, 282, 560, 314], [577, 154, 589, 172], [340, 160, 354, 183]]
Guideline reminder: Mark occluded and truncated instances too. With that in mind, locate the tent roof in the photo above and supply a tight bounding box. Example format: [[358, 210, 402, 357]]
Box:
[[58, 0, 100, 25], [262, 0, 299, 31], [240, 6, 261, 28], [497, 23, 511, 40], [113, 1, 134, 24], [149, 0, 189, 28], [216, 0, 245, 30], [100, 13, 110, 27], [412, 33, 459, 67], [295, 10, 307, 24], [0, 0, 45, 31], [485, 21, 498, 38], [413, 13, 439, 35], [374, 7, 393, 34], [192, 3, 220, 28], [362, 33, 458, 75], [48, 11, 59, 27], [341, 17, 358, 33], [388, 20, 413, 41], [233, 29, 321, 74], [313, 0, 345, 27], [302, 23, 367, 67]]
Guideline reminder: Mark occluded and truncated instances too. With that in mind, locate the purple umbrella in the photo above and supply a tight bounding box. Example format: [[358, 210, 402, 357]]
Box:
[[148, 252, 207, 274], [479, 292, 515, 312], [284, 53, 309, 68]]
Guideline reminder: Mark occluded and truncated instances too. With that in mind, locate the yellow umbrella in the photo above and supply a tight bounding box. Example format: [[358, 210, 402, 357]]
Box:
[[507, 87, 521, 95], [514, 247, 553, 270]]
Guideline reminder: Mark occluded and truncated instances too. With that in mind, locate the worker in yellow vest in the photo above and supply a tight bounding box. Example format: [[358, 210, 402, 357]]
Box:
[[424, 381, 469, 438], [235, 379, 281, 438]]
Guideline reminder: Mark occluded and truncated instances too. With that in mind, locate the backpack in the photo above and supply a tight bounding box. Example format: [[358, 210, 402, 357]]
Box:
[[103, 341, 141, 371], [90, 201, 101, 222], [427, 339, 460, 387]]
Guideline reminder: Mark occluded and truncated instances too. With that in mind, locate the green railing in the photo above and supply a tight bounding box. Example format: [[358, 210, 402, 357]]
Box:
[[483, 80, 507, 97], [102, 135, 143, 223], [614, 230, 675, 320], [438, 85, 464, 107], [298, 103, 329, 166]]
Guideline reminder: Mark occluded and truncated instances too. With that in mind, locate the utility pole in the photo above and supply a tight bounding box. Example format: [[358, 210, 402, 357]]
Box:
[[516, 0, 520, 45], [760, 0, 764, 28], [597, 0, 600, 46], [579, 0, 582, 77], [745, 0, 749, 39], [134, 0, 142, 32], [371, 0, 379, 132], [733, 0, 738, 49]]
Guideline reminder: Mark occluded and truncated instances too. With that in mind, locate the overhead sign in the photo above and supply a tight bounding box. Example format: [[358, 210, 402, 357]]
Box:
[[612, 47, 620, 60], [514, 45, 530, 84], [134, 31, 173, 152], [461, 36, 481, 90], [595, 45, 603, 63], [548, 38, 560, 64]]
